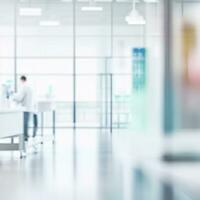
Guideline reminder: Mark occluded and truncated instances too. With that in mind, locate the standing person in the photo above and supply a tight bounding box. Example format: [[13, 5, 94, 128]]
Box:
[[13, 75, 38, 142]]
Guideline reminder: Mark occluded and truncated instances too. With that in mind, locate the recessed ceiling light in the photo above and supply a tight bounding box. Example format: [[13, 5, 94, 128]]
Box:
[[143, 0, 158, 2], [19, 8, 42, 16], [81, 6, 103, 11]]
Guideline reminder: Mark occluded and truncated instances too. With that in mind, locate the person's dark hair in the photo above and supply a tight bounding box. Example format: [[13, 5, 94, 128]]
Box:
[[20, 75, 27, 81]]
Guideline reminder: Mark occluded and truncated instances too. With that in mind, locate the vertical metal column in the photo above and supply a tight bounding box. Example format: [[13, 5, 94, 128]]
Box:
[[110, 74, 113, 133], [163, 0, 174, 134], [143, 0, 146, 47], [105, 59, 108, 128], [41, 112, 44, 144], [110, 1, 114, 58], [110, 1, 114, 133], [73, 0, 77, 129], [52, 110, 56, 143], [100, 73, 103, 127], [14, 0, 17, 92], [181, 0, 184, 17]]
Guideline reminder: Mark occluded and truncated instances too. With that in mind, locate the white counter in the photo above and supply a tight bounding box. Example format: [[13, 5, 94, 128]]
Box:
[[0, 108, 23, 138], [37, 100, 55, 112], [0, 108, 25, 158]]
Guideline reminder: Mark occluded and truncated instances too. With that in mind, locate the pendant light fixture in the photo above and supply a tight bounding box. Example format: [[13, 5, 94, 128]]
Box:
[[125, 0, 146, 25]]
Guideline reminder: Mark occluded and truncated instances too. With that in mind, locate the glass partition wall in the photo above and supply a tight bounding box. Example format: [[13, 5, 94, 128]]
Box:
[[0, 0, 163, 131], [0, 0, 15, 100]]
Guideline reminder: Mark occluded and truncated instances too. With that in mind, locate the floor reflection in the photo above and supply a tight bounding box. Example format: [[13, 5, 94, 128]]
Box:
[[0, 129, 198, 200]]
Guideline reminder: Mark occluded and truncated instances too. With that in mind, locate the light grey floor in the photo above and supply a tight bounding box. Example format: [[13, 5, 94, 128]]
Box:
[[0, 129, 195, 200]]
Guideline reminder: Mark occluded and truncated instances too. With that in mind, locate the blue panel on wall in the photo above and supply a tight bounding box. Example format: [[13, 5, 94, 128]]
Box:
[[132, 48, 146, 90]]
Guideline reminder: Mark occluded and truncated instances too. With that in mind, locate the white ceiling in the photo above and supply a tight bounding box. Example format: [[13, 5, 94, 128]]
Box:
[[18, 0, 141, 2], [0, 0, 159, 26]]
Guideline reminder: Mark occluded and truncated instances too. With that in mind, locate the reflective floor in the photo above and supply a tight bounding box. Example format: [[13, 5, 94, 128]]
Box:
[[0, 129, 197, 200]]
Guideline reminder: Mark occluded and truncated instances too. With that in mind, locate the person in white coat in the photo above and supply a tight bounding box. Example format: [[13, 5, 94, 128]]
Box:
[[13, 75, 38, 142]]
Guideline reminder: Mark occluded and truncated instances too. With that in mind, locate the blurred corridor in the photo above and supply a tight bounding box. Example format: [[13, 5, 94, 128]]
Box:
[[1, 0, 200, 199]]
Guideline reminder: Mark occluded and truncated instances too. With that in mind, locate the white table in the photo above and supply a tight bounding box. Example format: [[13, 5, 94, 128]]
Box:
[[0, 109, 25, 158], [37, 101, 56, 143]]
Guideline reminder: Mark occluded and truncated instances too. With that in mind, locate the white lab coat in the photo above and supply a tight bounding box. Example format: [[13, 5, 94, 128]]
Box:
[[13, 83, 36, 113]]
